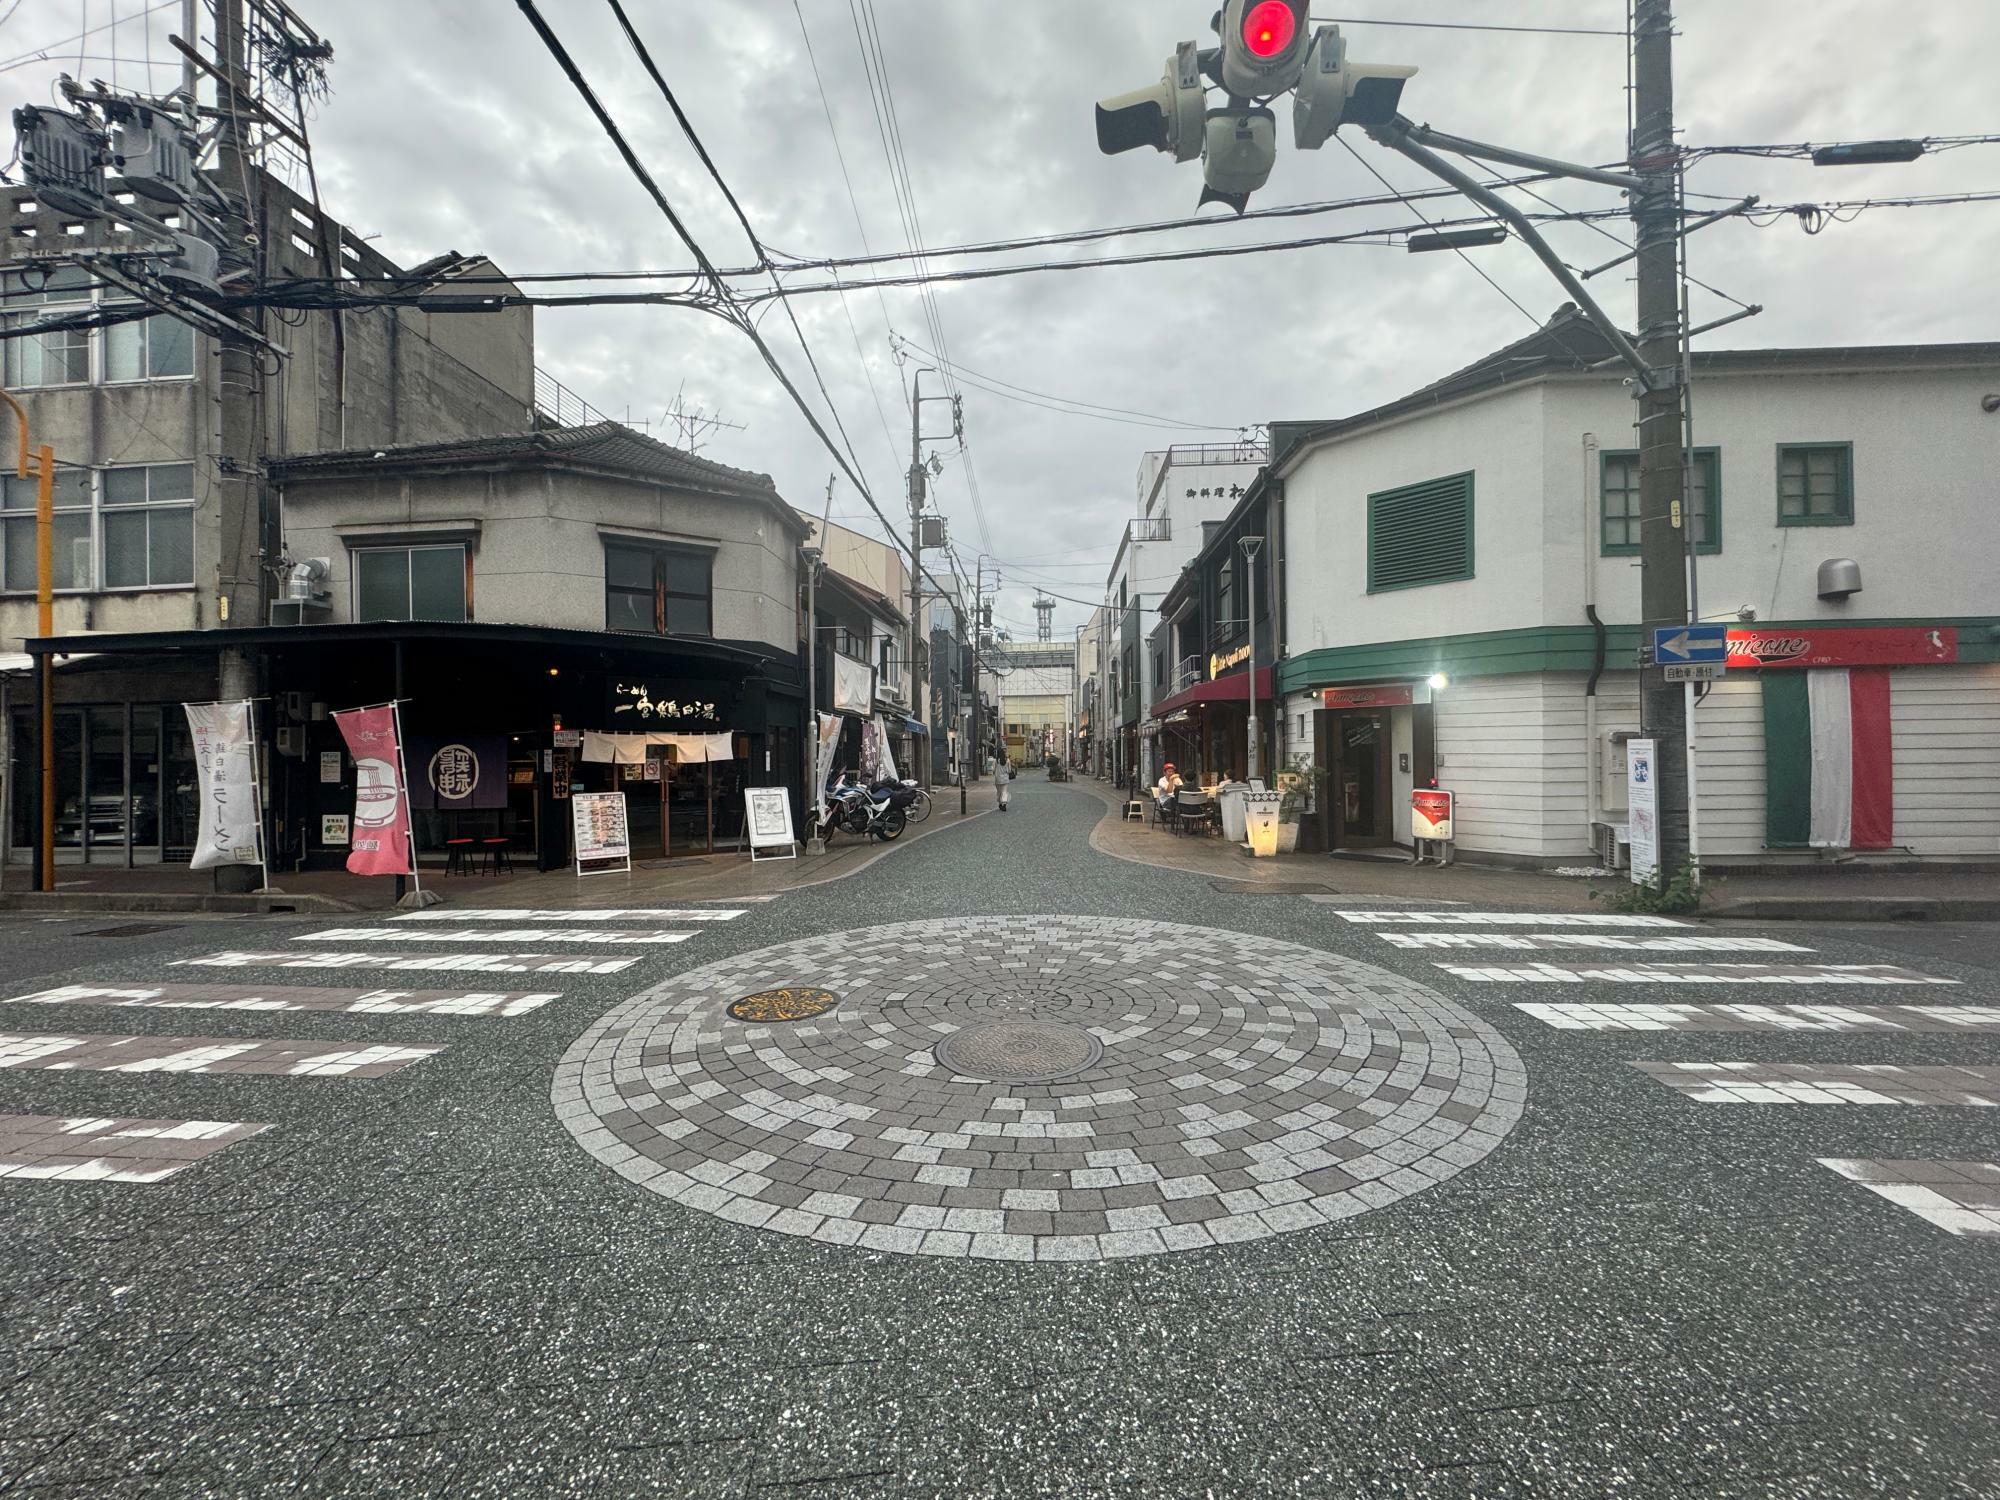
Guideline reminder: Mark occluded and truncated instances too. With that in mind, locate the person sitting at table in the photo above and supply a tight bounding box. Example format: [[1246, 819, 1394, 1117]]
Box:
[[1154, 762, 1184, 817]]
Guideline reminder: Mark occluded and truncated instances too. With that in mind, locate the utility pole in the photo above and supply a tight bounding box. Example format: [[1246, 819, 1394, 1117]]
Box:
[[1241, 535, 1264, 782], [803, 530, 824, 854], [1632, 0, 1691, 886], [212, 0, 263, 894]]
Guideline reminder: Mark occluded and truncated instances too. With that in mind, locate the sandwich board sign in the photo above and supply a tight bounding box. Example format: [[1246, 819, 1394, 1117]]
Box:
[[743, 787, 798, 861], [571, 791, 632, 877]]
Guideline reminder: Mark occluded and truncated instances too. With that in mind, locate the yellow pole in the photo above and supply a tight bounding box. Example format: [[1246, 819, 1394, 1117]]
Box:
[[1, 388, 58, 893]]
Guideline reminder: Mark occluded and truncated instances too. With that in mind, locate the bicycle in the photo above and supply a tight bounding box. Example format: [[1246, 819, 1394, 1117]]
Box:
[[904, 785, 933, 824]]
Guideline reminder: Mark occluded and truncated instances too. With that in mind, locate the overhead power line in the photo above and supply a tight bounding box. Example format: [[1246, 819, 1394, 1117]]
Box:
[[891, 334, 1237, 433]]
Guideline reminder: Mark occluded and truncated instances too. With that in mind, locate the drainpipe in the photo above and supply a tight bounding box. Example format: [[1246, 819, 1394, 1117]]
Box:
[[1582, 433, 1604, 834]]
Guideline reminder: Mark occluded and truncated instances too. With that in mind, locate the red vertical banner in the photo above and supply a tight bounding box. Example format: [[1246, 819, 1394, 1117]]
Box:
[[1848, 667, 1894, 849], [333, 705, 414, 876]]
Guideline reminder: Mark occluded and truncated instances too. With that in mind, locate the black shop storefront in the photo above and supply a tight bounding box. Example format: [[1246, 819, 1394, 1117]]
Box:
[[14, 620, 804, 879]]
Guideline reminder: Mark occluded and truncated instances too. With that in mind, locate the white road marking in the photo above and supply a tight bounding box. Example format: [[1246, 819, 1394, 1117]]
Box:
[[1377, 932, 1811, 952], [1634, 1062, 2000, 1106], [1820, 1160, 2000, 1238], [0, 1114, 271, 1183], [296, 927, 694, 946], [173, 950, 641, 975], [1439, 961, 1958, 986], [1517, 1002, 2000, 1032], [0, 1034, 444, 1077], [1337, 911, 1690, 927], [6, 983, 560, 1017], [389, 907, 744, 923]]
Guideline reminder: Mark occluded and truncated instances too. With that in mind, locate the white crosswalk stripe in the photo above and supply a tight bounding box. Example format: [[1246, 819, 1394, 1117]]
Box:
[[388, 907, 745, 923], [1337, 911, 1690, 927], [297, 926, 694, 946], [0, 1115, 271, 1183], [1377, 932, 1812, 953], [1518, 1001, 2000, 1032], [1633, 1062, 2000, 1106], [7, 983, 561, 1017], [0, 1033, 442, 1077], [1820, 1160, 2000, 1238], [174, 950, 641, 974], [1438, 960, 1958, 986]]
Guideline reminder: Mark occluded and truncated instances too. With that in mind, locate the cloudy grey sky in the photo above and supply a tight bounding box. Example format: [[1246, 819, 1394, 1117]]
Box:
[[6, 1, 1998, 636]]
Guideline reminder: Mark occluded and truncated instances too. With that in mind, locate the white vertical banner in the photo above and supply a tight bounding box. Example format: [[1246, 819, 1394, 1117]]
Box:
[[184, 700, 264, 872], [813, 711, 842, 819], [1626, 737, 1658, 886], [874, 716, 899, 784]]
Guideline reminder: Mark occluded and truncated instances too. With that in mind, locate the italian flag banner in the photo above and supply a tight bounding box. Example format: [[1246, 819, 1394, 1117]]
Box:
[[1762, 667, 1893, 849]]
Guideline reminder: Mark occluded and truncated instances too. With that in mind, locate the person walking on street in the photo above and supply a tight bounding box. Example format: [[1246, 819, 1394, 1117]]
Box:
[[995, 752, 1011, 813]]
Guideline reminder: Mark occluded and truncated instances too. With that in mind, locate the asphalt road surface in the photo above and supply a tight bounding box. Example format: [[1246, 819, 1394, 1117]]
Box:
[[1, 776, 1995, 1498]]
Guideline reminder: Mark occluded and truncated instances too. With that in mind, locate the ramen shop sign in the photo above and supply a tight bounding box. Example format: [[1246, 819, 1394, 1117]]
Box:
[[612, 682, 719, 722]]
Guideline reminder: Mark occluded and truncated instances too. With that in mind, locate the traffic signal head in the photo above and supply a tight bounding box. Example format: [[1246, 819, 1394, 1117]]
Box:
[[1199, 106, 1276, 215], [1293, 24, 1418, 148], [1219, 0, 1309, 98], [1095, 40, 1206, 162]]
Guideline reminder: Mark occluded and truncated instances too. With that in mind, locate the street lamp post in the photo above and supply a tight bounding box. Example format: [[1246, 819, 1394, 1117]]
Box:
[[802, 544, 825, 854], [1240, 534, 1265, 783]]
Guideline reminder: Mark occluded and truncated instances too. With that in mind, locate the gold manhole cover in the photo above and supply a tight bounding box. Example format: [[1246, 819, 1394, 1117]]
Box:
[[728, 987, 839, 1023], [934, 1020, 1104, 1083]]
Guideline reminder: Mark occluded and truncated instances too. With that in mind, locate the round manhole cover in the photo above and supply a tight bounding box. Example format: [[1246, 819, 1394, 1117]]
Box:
[[727, 987, 839, 1023], [934, 1019, 1103, 1083]]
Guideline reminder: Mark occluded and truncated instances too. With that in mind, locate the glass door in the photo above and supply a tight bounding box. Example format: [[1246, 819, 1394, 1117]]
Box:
[[1334, 712, 1391, 848]]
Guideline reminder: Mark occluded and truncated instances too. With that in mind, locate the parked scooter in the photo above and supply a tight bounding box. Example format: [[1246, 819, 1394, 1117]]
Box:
[[822, 771, 915, 841]]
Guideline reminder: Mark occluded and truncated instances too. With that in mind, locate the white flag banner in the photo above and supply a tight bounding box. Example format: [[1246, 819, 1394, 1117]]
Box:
[[184, 700, 263, 871], [871, 715, 899, 784], [832, 652, 875, 716], [813, 711, 843, 819]]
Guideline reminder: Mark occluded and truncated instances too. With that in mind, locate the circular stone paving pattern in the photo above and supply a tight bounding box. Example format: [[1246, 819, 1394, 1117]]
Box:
[[554, 916, 1526, 1262]]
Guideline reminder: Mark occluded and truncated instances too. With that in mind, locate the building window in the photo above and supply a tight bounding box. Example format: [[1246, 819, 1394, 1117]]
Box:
[[1, 269, 195, 387], [0, 462, 195, 593], [1777, 443, 1853, 526], [1366, 471, 1474, 593], [604, 543, 711, 636], [1153, 651, 1165, 688], [1, 467, 92, 591], [101, 464, 195, 587], [353, 544, 467, 622], [1602, 449, 1720, 556]]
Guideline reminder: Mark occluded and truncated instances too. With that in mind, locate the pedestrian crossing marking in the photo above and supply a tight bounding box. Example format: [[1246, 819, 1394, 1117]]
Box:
[[1440, 960, 1958, 986], [1820, 1159, 2000, 1238], [1518, 1002, 2000, 1033], [7, 983, 560, 1017], [0, 1114, 270, 1183], [175, 950, 641, 975], [0, 1033, 442, 1077], [298, 927, 695, 946], [1378, 932, 1811, 953], [1337, 911, 1691, 927], [1634, 1062, 2000, 1107], [389, 908, 745, 923]]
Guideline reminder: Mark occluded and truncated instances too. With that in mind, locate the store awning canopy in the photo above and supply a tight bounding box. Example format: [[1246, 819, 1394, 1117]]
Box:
[[899, 715, 928, 736], [1148, 666, 1274, 720]]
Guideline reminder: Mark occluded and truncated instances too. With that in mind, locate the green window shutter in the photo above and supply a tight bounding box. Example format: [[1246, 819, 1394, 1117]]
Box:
[[1368, 471, 1474, 593]]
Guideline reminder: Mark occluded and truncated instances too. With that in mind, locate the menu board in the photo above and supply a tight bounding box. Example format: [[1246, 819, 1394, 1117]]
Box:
[[743, 787, 797, 861], [571, 791, 632, 877]]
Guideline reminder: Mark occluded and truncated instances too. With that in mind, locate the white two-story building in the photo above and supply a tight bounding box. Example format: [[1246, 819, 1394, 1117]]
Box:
[[1271, 308, 1999, 867]]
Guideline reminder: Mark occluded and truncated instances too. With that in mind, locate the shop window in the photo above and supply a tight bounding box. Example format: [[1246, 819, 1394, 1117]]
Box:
[[1, 466, 92, 592], [604, 543, 711, 636], [353, 543, 467, 622], [1777, 443, 1853, 526], [102, 464, 195, 587], [1602, 449, 1720, 555], [1366, 471, 1474, 593]]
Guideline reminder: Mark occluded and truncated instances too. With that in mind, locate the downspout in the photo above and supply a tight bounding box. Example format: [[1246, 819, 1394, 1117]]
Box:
[[1582, 432, 1604, 834]]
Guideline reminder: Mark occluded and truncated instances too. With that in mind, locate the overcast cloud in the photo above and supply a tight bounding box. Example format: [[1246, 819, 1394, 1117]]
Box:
[[6, 1, 1997, 638]]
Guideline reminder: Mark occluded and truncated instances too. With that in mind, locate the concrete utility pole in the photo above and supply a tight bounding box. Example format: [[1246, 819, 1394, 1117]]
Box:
[[1632, 0, 1691, 886], [213, 0, 262, 894], [1240, 534, 1264, 782], [803, 530, 824, 854]]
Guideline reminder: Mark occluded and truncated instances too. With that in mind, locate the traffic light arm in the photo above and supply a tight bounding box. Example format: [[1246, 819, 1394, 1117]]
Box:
[[1399, 121, 1644, 193], [1367, 115, 1656, 392]]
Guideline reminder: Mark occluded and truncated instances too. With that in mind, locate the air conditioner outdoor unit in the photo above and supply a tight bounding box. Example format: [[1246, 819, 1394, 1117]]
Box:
[[1593, 820, 1630, 871], [275, 725, 305, 757]]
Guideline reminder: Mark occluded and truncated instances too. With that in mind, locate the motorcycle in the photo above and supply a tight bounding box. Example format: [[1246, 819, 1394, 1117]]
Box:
[[816, 772, 914, 842]]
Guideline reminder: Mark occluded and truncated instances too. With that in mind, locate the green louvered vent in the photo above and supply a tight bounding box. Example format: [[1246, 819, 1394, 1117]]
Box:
[[1367, 471, 1475, 593]]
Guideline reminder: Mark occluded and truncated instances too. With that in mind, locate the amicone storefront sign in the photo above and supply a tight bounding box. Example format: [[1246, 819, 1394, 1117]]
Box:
[[1411, 788, 1454, 842], [1724, 626, 1956, 669], [1325, 683, 1418, 711]]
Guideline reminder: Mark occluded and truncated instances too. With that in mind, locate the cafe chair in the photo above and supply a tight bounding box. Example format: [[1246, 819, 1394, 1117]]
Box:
[[1175, 789, 1217, 837]]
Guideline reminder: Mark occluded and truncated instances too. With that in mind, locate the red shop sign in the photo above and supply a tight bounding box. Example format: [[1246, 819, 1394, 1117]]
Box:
[[1725, 626, 1957, 669], [1323, 683, 1416, 709]]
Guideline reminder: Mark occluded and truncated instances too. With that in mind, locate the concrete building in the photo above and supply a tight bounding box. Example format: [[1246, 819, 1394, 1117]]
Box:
[[989, 639, 1075, 767], [1272, 309, 2000, 866], [1104, 442, 1266, 787]]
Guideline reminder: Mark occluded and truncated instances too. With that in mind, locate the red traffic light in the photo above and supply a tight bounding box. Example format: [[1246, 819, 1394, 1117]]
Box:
[[1240, 1, 1297, 59]]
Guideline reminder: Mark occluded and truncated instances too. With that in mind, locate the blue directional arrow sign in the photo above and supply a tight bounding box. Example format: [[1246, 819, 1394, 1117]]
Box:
[[1652, 623, 1729, 664]]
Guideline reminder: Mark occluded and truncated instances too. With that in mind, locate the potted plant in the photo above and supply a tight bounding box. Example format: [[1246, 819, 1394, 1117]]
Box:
[[1275, 753, 1325, 855]]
